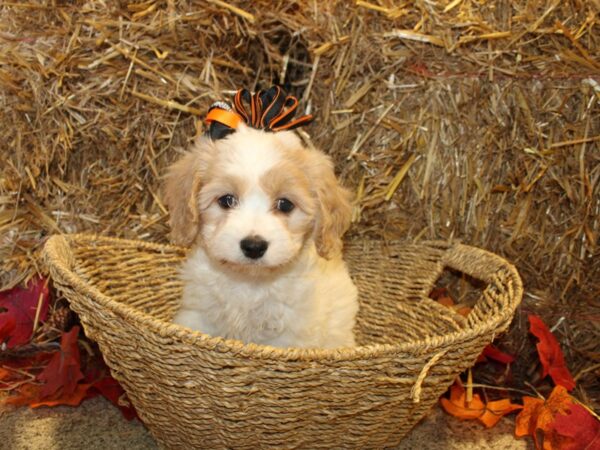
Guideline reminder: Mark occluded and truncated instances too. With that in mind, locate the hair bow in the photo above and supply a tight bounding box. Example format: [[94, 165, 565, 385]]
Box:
[[205, 86, 313, 140]]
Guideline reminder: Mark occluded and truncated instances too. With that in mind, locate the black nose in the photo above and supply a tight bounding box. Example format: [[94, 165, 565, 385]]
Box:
[[240, 236, 269, 259]]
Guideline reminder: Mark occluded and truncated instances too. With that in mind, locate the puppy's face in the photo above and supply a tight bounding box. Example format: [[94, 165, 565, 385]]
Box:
[[163, 125, 351, 272]]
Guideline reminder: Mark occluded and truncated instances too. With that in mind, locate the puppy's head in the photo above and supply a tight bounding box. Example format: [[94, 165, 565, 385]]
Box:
[[163, 125, 352, 271]]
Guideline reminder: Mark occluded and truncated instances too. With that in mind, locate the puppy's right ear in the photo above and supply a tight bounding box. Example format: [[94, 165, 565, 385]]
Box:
[[162, 142, 209, 247]]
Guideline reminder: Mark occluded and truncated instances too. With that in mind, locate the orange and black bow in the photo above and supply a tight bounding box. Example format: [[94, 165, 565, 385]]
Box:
[[205, 86, 313, 140]]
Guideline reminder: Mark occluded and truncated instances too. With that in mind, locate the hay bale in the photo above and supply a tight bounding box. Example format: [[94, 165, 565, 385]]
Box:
[[1, 1, 598, 404]]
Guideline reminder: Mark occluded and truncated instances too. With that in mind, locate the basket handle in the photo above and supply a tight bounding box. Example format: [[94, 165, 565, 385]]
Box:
[[442, 243, 523, 329], [442, 243, 513, 284]]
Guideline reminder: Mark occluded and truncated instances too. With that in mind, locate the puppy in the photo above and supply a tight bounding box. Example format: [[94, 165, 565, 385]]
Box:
[[163, 123, 358, 349]]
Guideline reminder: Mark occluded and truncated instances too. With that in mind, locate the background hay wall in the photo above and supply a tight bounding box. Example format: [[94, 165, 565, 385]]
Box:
[[1, 1, 598, 407]]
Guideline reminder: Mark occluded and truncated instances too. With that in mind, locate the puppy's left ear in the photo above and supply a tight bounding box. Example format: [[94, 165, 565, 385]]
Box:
[[162, 146, 206, 247], [310, 153, 353, 259]]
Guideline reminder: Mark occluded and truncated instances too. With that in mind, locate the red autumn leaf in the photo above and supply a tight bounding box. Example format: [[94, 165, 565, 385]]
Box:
[[0, 367, 11, 381], [30, 383, 92, 408], [528, 315, 576, 391], [552, 403, 600, 450], [0, 352, 54, 386], [0, 315, 16, 345], [440, 383, 522, 428], [4, 327, 88, 408], [82, 354, 138, 420], [3, 384, 41, 407], [0, 277, 50, 348], [2, 329, 138, 418], [89, 376, 139, 421], [477, 344, 516, 364], [37, 326, 84, 398]]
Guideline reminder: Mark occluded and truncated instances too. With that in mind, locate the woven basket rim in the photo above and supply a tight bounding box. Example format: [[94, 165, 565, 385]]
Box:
[[43, 233, 523, 362]]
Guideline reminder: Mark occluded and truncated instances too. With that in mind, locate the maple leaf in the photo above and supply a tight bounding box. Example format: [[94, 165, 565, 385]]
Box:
[[515, 385, 573, 450], [440, 383, 522, 428], [552, 403, 600, 450], [0, 278, 50, 348], [528, 315, 576, 391], [37, 325, 84, 398]]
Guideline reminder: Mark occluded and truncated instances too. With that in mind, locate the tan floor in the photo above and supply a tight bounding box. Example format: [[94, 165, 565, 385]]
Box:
[[0, 398, 531, 449]]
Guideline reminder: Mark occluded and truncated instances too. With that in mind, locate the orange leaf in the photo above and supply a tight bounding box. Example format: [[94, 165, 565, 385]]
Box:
[[456, 306, 472, 317], [480, 398, 523, 428], [441, 383, 522, 428], [515, 385, 573, 449], [437, 296, 455, 307], [441, 384, 485, 419]]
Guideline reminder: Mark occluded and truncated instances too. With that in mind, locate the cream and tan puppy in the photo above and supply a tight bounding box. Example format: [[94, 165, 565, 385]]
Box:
[[163, 124, 357, 348]]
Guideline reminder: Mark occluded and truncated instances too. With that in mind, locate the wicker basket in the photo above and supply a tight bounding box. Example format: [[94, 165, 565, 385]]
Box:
[[43, 234, 522, 449]]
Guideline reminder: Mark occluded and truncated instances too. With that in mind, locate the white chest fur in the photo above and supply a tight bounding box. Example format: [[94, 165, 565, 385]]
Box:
[[173, 244, 358, 349]]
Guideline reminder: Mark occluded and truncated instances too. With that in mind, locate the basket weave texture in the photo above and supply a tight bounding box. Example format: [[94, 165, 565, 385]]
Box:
[[43, 234, 522, 449]]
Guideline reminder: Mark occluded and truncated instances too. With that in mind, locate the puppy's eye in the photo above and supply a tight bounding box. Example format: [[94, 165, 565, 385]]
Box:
[[217, 194, 238, 209], [275, 198, 294, 213]]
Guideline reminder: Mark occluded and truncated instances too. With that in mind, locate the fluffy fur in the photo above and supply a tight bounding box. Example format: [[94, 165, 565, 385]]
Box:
[[163, 124, 358, 348]]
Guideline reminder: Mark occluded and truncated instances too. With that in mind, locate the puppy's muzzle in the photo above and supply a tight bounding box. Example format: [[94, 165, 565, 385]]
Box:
[[240, 236, 269, 259]]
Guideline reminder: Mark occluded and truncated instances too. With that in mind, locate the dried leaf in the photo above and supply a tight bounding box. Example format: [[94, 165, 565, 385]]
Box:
[[0, 278, 50, 348], [528, 315, 576, 391], [441, 383, 522, 428]]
